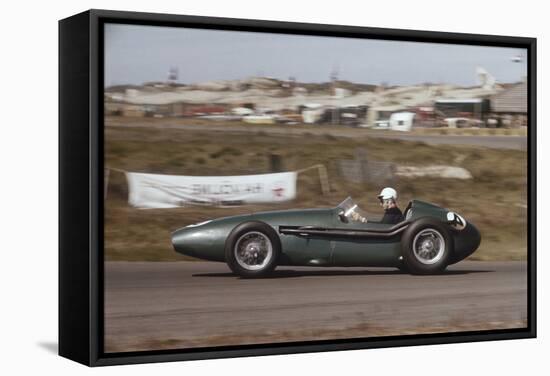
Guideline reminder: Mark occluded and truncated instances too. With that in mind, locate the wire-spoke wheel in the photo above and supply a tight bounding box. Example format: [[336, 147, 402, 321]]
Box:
[[225, 221, 281, 278], [401, 218, 452, 274], [234, 231, 274, 271], [412, 229, 446, 265]]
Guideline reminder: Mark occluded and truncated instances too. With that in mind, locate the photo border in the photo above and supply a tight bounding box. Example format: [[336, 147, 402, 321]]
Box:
[[60, 9, 536, 366]]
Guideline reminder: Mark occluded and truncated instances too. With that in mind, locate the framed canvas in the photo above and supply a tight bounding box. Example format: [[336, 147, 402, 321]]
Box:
[[59, 9, 536, 366]]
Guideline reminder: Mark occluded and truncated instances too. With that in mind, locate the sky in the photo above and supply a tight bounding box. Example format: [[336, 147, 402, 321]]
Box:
[[104, 23, 527, 87]]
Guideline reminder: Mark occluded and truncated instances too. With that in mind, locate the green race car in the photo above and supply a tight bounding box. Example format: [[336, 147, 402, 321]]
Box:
[[171, 197, 481, 277]]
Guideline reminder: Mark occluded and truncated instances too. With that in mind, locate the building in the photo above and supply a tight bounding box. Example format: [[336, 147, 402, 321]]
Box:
[[490, 81, 527, 127], [434, 98, 490, 119], [491, 81, 527, 114]]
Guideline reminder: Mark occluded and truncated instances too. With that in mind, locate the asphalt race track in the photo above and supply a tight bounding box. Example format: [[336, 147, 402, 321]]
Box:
[[104, 261, 527, 352], [366, 133, 526, 150], [107, 122, 527, 150]]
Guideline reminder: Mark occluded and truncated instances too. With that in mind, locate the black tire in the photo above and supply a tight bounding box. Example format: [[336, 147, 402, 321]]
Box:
[[225, 221, 281, 278], [400, 218, 452, 275], [396, 264, 409, 273]]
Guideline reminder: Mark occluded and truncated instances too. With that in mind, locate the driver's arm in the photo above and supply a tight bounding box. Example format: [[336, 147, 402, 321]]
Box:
[[350, 211, 367, 223]]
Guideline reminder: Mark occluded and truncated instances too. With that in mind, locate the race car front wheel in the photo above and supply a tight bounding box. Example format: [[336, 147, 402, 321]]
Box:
[[225, 221, 281, 278], [401, 218, 452, 275]]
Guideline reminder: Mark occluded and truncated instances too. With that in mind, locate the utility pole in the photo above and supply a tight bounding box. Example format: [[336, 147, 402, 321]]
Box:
[[330, 65, 339, 125]]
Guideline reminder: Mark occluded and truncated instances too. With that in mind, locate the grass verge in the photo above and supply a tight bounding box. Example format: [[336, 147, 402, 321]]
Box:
[[105, 120, 527, 262]]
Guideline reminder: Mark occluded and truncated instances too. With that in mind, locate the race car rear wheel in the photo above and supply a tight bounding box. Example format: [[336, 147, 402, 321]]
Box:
[[225, 221, 281, 278], [401, 218, 452, 275]]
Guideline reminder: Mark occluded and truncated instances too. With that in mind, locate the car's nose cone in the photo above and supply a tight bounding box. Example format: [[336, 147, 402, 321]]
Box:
[[451, 222, 481, 263], [171, 227, 200, 257]]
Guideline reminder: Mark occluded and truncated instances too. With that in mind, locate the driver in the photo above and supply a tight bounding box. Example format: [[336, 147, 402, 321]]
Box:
[[378, 187, 404, 224]]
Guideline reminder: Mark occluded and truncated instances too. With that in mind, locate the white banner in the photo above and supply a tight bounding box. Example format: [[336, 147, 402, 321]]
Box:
[[125, 171, 297, 208]]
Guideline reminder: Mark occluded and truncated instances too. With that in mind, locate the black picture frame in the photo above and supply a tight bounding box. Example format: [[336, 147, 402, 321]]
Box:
[[59, 9, 537, 367]]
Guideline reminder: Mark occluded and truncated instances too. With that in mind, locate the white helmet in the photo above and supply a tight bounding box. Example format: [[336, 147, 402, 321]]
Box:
[[377, 187, 397, 202]]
